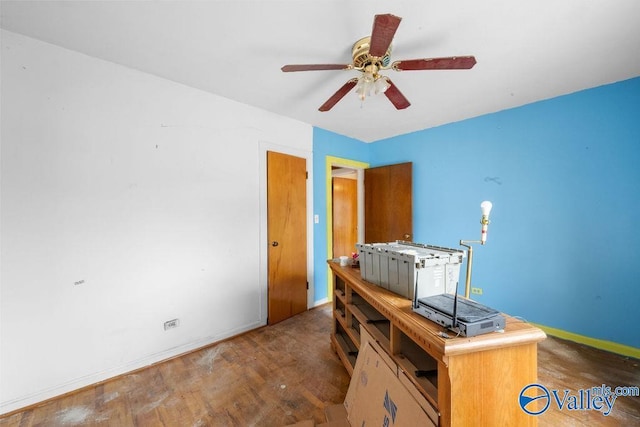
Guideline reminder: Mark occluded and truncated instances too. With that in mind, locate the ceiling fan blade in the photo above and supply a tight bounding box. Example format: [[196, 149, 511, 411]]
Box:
[[392, 56, 477, 71], [281, 64, 351, 72], [369, 14, 402, 57], [319, 79, 358, 112], [383, 78, 410, 110]]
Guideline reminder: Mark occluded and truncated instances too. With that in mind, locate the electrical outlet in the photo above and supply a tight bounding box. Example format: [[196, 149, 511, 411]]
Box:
[[164, 319, 180, 330], [471, 287, 483, 295]]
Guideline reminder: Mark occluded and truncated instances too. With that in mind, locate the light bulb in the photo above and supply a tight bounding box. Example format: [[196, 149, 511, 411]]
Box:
[[374, 76, 390, 94], [480, 200, 492, 244], [480, 201, 493, 217]]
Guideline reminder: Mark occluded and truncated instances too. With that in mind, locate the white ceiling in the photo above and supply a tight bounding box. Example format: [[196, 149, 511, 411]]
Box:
[[2, 0, 639, 142]]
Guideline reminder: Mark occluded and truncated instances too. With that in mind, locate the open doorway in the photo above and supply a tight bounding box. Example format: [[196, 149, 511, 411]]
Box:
[[325, 158, 414, 299], [332, 167, 358, 259], [325, 156, 368, 298]]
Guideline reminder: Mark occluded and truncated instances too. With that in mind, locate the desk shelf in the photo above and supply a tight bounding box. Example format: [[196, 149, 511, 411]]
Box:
[[332, 320, 358, 376], [329, 261, 546, 427]]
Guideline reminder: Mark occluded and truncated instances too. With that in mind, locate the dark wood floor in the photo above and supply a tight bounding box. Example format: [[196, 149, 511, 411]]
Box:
[[1, 304, 638, 426], [536, 332, 639, 426]]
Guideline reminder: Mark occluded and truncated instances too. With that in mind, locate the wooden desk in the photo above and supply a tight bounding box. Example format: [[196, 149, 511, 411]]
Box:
[[329, 261, 546, 427]]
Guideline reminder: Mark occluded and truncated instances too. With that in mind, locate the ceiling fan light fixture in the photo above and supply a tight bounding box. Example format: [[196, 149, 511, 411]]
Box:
[[355, 70, 374, 100], [355, 77, 371, 101], [374, 76, 390, 94], [362, 69, 375, 83], [356, 73, 389, 101]]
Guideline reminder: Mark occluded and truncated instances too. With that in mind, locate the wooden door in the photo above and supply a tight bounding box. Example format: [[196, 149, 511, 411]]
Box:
[[332, 176, 358, 258], [267, 151, 307, 324], [364, 162, 412, 243]]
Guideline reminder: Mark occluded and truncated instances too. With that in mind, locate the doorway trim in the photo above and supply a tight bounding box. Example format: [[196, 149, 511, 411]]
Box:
[[325, 156, 369, 298]]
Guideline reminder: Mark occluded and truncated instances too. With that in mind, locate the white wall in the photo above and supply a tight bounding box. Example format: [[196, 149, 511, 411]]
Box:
[[0, 30, 313, 414]]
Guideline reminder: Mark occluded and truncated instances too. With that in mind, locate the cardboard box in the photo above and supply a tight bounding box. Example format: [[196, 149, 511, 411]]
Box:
[[397, 369, 440, 425], [345, 341, 436, 427], [359, 325, 396, 374], [286, 329, 437, 426]]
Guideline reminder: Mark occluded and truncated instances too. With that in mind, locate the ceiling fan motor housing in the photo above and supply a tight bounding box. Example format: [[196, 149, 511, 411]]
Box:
[[352, 36, 391, 70]]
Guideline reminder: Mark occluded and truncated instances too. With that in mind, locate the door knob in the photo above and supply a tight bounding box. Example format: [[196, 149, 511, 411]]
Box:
[[272, 241, 279, 247], [404, 234, 411, 239]]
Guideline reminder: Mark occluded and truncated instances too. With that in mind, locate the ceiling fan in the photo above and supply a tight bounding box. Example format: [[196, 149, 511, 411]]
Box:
[[281, 14, 476, 112]]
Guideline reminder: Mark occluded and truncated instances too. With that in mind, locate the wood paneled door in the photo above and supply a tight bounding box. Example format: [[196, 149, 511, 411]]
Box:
[[364, 162, 412, 243], [267, 151, 308, 324], [332, 176, 358, 258]]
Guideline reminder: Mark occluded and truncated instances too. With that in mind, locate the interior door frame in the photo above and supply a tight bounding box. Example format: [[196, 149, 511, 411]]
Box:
[[259, 142, 314, 325], [325, 156, 369, 299]]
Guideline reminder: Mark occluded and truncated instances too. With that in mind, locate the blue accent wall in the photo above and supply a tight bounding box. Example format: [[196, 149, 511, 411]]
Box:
[[312, 128, 370, 302], [313, 77, 640, 349]]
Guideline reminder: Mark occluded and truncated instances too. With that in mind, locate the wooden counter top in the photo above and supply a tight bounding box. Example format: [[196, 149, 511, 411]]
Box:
[[329, 261, 546, 361]]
